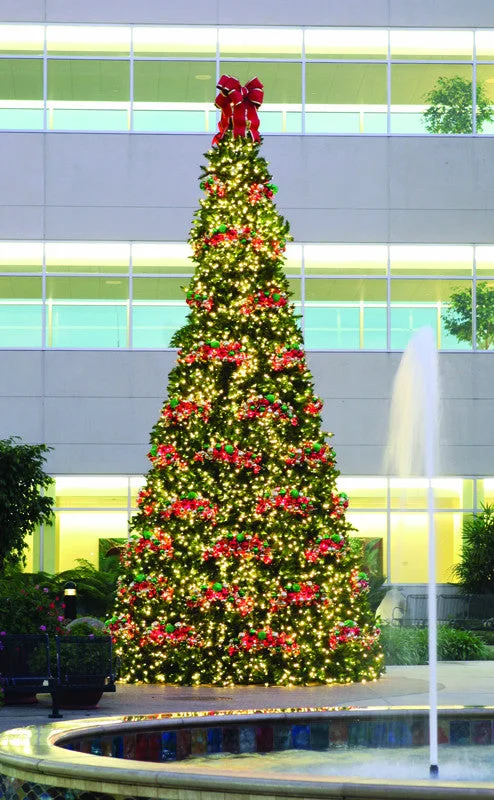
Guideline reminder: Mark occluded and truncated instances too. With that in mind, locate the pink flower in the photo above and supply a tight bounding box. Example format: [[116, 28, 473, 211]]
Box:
[[43, 588, 49, 593], [39, 625, 47, 631], [57, 616, 64, 622]]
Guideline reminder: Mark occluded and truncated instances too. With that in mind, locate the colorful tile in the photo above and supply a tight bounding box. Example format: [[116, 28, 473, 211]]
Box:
[[328, 719, 349, 748], [191, 728, 208, 756], [292, 724, 310, 749], [207, 726, 223, 754], [255, 725, 274, 752], [161, 730, 177, 761], [310, 723, 329, 750], [273, 725, 292, 751], [238, 726, 256, 753], [449, 720, 471, 746], [222, 725, 240, 754], [176, 729, 192, 760], [472, 720, 492, 745]]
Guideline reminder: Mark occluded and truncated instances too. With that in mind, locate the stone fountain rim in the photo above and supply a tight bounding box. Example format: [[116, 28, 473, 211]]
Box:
[[2, 706, 494, 800]]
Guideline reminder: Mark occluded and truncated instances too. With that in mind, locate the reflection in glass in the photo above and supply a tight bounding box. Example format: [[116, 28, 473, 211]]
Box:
[[390, 30, 473, 61], [391, 64, 472, 134], [0, 57, 43, 129], [219, 27, 302, 58], [390, 512, 464, 583]]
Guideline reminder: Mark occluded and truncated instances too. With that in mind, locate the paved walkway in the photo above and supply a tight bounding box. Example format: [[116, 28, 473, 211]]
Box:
[[1, 661, 494, 733]]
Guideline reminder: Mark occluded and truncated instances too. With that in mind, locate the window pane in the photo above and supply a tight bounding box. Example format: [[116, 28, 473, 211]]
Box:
[[476, 246, 494, 277], [134, 60, 216, 102], [47, 276, 128, 348], [0, 25, 44, 55], [219, 27, 302, 58], [390, 278, 471, 350], [134, 61, 215, 132], [438, 280, 473, 350], [133, 304, 187, 348], [46, 25, 131, 56], [390, 479, 473, 510], [132, 243, 193, 274], [347, 512, 388, 578], [390, 245, 473, 276], [0, 57, 43, 129], [46, 242, 130, 273], [0, 276, 42, 347], [476, 31, 494, 61], [219, 61, 302, 133], [305, 278, 386, 349], [57, 510, 128, 571], [477, 478, 494, 506], [0, 242, 43, 272], [283, 243, 302, 276], [48, 59, 130, 101], [133, 26, 217, 57], [132, 277, 187, 347], [391, 64, 473, 134], [390, 30, 473, 61], [306, 63, 386, 134], [305, 28, 387, 59], [338, 477, 387, 509], [390, 512, 464, 584], [54, 476, 129, 508], [476, 280, 494, 351], [474, 65, 494, 134], [305, 244, 387, 275]]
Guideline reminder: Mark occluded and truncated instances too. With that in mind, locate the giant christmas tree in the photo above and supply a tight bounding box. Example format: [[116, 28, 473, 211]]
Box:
[[110, 76, 382, 686]]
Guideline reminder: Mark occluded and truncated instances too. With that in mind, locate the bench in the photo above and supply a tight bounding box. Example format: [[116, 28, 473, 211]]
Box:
[[0, 633, 118, 716], [55, 634, 118, 708], [400, 593, 494, 627], [0, 633, 61, 717]]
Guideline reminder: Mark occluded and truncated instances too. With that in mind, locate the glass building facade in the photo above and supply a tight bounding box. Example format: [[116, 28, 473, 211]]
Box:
[[3, 17, 493, 586], [1, 25, 494, 135], [1, 241, 493, 352]]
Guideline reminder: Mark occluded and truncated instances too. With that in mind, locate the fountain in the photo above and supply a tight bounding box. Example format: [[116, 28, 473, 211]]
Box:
[[385, 326, 440, 777], [1, 329, 489, 800]]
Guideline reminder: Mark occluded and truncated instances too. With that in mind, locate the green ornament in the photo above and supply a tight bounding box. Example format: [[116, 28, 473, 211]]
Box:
[[266, 394, 275, 403], [165, 624, 175, 633], [272, 293, 281, 301], [201, 584, 208, 590], [331, 533, 342, 543], [169, 398, 180, 408], [290, 489, 300, 498], [188, 491, 198, 500], [250, 629, 257, 635], [225, 444, 235, 454], [344, 620, 356, 627], [281, 404, 288, 411], [218, 224, 227, 233], [236, 532, 245, 542], [226, 533, 234, 540], [292, 583, 301, 592], [186, 290, 194, 299], [313, 443, 322, 452], [142, 530, 152, 540], [136, 573, 145, 582], [285, 583, 292, 591], [149, 444, 158, 456], [209, 339, 220, 348], [213, 582, 223, 591], [257, 631, 267, 640]]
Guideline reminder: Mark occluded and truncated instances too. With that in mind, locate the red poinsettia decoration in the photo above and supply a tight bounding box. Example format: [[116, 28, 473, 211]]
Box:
[[203, 532, 273, 564], [160, 494, 218, 523], [256, 488, 314, 517], [148, 443, 187, 470], [229, 628, 299, 656], [269, 581, 326, 612], [186, 583, 254, 617], [238, 394, 298, 425], [240, 287, 288, 315], [304, 532, 347, 563], [161, 398, 211, 424], [286, 441, 334, 467], [271, 345, 306, 372], [194, 443, 262, 473], [178, 340, 247, 367]]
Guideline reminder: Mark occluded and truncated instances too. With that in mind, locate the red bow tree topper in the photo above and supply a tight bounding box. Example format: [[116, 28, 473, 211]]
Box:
[[212, 75, 264, 145]]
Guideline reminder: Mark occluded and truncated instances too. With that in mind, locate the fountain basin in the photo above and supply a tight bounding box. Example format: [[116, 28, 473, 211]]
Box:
[[3, 707, 494, 799]]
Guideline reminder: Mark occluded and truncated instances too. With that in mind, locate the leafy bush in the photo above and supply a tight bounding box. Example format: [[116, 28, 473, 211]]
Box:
[[0, 567, 66, 635], [452, 504, 494, 593], [381, 624, 489, 665]]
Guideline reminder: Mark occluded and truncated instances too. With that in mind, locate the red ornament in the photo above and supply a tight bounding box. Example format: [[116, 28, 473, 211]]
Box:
[[212, 75, 264, 145]]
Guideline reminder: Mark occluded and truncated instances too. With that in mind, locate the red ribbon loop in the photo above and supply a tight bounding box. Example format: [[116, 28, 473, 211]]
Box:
[[212, 75, 264, 145]]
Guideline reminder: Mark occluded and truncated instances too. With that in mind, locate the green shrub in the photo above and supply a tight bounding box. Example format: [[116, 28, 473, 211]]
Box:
[[381, 624, 489, 665]]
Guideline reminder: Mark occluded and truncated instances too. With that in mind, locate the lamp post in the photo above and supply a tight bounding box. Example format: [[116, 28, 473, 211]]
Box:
[[63, 581, 77, 621]]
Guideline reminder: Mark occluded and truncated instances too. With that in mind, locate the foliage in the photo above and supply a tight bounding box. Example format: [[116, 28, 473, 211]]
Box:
[[381, 624, 488, 665], [422, 75, 494, 134], [110, 130, 383, 686], [0, 436, 54, 572], [452, 504, 494, 592], [442, 282, 494, 350], [41, 559, 120, 618], [0, 566, 66, 635]]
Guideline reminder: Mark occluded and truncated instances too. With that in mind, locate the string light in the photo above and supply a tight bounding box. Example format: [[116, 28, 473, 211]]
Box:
[[108, 130, 383, 687]]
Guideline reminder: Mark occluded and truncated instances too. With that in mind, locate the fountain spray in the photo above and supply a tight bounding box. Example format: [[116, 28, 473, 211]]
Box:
[[386, 326, 440, 778]]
